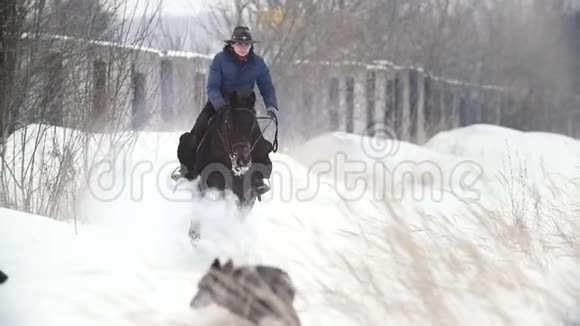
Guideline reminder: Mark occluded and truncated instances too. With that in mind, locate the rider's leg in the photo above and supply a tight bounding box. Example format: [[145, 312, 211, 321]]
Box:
[[176, 101, 216, 180], [176, 133, 190, 174], [251, 133, 274, 195], [189, 101, 216, 154]]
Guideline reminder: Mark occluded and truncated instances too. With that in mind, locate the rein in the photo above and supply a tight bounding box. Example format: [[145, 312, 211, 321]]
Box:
[[215, 107, 279, 160], [256, 115, 278, 153]]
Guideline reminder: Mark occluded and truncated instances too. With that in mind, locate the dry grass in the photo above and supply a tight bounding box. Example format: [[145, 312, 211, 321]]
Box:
[[300, 148, 580, 326]]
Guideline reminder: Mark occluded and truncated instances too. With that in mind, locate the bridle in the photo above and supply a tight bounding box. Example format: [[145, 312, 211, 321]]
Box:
[[257, 114, 279, 153], [214, 107, 279, 171]]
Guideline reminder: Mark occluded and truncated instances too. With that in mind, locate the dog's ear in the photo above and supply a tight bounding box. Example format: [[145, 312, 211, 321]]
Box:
[[223, 259, 234, 272], [210, 258, 221, 270], [249, 91, 256, 104]]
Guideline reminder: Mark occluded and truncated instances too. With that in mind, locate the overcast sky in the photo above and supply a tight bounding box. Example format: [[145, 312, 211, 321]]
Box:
[[123, 0, 215, 17]]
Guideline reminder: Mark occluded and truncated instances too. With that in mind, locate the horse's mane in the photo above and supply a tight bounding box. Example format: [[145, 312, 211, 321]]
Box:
[[228, 90, 256, 109], [209, 91, 256, 125]]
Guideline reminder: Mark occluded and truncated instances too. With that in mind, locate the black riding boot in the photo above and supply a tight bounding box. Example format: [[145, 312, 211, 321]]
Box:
[[175, 134, 201, 181], [250, 128, 273, 196], [254, 178, 271, 195]]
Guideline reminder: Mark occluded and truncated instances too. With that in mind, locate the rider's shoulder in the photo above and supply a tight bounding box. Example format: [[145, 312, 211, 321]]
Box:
[[213, 51, 226, 61], [251, 53, 267, 66]]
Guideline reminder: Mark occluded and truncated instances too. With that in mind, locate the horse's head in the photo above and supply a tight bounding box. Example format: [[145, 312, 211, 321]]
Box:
[[216, 90, 258, 175]]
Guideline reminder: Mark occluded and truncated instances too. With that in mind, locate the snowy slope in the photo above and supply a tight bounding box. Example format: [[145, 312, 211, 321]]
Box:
[[2, 124, 580, 326]]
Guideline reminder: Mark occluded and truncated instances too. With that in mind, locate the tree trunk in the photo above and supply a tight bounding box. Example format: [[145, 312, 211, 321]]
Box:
[[0, 0, 19, 146]]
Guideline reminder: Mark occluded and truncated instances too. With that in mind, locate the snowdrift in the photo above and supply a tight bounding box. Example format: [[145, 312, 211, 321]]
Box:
[[1, 123, 580, 326]]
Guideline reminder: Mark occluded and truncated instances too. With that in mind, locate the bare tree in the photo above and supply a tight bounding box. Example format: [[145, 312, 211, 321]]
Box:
[[185, 0, 578, 142], [197, 0, 576, 89], [0, 0, 161, 219], [48, 0, 113, 39], [0, 0, 26, 146]]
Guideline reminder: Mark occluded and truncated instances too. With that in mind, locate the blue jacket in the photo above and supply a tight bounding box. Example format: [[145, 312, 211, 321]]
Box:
[[207, 47, 278, 111]]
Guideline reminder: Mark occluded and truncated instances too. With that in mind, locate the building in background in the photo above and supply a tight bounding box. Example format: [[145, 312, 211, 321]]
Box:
[[565, 2, 580, 91]]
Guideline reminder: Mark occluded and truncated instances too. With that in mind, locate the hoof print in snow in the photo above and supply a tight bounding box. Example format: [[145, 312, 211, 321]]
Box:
[[190, 258, 301, 326], [0, 270, 7, 284]]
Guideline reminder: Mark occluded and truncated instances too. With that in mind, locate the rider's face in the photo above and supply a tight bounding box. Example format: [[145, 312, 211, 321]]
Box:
[[232, 42, 251, 56]]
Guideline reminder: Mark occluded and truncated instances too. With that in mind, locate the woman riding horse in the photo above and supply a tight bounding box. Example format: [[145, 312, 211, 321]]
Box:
[[175, 26, 279, 196]]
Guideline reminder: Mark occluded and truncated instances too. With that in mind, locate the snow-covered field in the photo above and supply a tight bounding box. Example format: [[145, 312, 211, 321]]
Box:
[[1, 123, 580, 326]]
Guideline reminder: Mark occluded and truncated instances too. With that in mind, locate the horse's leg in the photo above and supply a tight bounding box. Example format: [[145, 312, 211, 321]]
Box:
[[231, 174, 256, 209]]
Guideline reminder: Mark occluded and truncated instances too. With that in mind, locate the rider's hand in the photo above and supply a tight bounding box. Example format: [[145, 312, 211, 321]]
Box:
[[266, 106, 278, 123]]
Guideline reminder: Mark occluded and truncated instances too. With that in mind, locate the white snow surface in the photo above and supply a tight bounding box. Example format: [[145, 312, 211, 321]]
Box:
[[1, 123, 580, 325]]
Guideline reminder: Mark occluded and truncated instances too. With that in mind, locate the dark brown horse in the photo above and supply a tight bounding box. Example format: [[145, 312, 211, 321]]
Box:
[[192, 91, 276, 208]]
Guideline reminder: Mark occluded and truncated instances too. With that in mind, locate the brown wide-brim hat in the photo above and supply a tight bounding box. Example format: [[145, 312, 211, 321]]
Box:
[[224, 26, 260, 44]]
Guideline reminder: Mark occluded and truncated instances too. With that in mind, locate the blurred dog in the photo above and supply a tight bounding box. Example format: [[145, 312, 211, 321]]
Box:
[[0, 270, 7, 284], [190, 258, 301, 326]]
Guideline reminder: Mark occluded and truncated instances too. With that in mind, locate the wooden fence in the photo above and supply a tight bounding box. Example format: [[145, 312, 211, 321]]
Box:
[[18, 36, 580, 146]]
